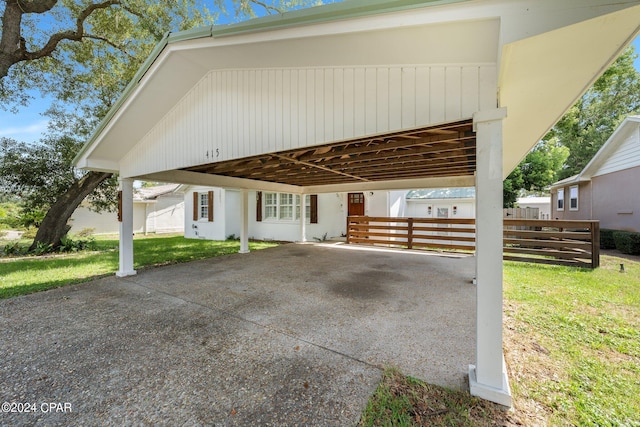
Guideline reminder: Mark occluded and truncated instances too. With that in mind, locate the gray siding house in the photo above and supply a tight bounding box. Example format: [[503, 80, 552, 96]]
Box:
[[550, 116, 640, 232]]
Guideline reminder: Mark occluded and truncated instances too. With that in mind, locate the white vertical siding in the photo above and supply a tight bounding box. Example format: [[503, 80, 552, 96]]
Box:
[[594, 127, 640, 176], [122, 64, 497, 177]]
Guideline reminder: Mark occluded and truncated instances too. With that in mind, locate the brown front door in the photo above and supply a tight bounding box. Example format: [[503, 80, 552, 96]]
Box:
[[348, 192, 365, 216]]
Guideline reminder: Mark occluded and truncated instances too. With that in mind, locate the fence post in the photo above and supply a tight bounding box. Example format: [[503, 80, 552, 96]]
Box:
[[591, 221, 600, 269], [407, 217, 414, 249], [346, 216, 351, 244]]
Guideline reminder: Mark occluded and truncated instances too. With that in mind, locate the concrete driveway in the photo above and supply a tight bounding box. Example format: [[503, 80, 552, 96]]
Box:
[[0, 243, 475, 426]]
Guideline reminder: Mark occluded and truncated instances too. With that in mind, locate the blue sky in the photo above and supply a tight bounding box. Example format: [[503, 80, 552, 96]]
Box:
[[1, 14, 640, 144]]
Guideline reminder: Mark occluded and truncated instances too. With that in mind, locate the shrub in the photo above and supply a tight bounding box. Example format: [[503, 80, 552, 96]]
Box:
[[2, 242, 25, 256], [613, 231, 640, 255], [59, 236, 98, 253], [32, 241, 53, 256], [600, 229, 617, 249]]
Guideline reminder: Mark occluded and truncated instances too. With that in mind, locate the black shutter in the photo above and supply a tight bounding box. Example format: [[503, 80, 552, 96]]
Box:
[[310, 194, 318, 224], [256, 191, 262, 222]]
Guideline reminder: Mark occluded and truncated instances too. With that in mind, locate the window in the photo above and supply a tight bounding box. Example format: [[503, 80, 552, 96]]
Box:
[[557, 188, 564, 211], [260, 192, 317, 223], [264, 192, 278, 220], [569, 185, 578, 211], [279, 193, 294, 220], [199, 193, 209, 220], [193, 191, 213, 222]]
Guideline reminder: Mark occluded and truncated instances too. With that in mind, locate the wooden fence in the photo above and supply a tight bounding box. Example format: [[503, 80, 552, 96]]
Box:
[[346, 216, 600, 268], [503, 219, 599, 268], [346, 216, 476, 252]]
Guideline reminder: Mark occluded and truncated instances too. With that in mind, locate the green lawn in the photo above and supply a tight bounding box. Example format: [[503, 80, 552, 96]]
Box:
[[0, 234, 278, 299], [361, 253, 640, 426], [504, 254, 640, 426]]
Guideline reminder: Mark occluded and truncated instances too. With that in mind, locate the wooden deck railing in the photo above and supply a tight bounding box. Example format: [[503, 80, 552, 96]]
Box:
[[346, 216, 600, 268]]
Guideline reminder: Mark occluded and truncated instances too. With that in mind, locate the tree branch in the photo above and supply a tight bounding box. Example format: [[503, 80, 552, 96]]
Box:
[[16, 0, 59, 14], [251, 0, 282, 15], [24, 0, 122, 61], [84, 34, 136, 59]]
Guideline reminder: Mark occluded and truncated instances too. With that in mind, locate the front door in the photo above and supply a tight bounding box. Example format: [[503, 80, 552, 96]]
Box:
[[348, 192, 365, 216]]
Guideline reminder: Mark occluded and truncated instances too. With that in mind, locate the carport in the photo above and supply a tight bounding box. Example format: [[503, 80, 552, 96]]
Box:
[[74, 0, 640, 406]]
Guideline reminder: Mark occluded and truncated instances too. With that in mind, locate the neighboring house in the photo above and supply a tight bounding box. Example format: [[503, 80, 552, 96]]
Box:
[[71, 184, 184, 235], [516, 196, 551, 219], [184, 187, 476, 242], [550, 116, 640, 232], [405, 188, 476, 219]]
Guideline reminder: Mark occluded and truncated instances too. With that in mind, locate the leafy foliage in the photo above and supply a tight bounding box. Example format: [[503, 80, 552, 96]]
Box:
[[549, 47, 640, 179], [503, 139, 569, 208], [613, 231, 640, 255], [504, 47, 640, 206]]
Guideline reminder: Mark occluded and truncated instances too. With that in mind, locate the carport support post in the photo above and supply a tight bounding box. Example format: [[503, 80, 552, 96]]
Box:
[[239, 189, 250, 254], [116, 177, 137, 277], [469, 108, 511, 407]]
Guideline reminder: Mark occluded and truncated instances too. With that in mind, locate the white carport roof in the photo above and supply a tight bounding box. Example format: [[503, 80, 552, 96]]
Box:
[[74, 0, 640, 186]]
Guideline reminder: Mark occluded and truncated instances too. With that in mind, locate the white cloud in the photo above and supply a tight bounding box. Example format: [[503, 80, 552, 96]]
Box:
[[0, 120, 49, 142]]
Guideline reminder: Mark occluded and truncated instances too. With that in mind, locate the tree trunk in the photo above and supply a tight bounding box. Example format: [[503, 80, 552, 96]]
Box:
[[29, 171, 112, 251]]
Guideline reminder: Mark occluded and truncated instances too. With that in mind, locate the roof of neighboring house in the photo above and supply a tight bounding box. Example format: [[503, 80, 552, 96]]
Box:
[[134, 184, 182, 201], [406, 187, 475, 199], [550, 115, 640, 189]]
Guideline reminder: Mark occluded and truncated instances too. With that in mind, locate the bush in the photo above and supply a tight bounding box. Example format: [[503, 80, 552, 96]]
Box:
[[613, 231, 640, 255], [59, 236, 98, 253], [2, 241, 26, 256], [600, 229, 617, 249]]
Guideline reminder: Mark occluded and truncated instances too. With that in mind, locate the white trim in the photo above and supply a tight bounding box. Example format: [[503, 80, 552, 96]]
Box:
[[557, 188, 565, 211], [569, 185, 579, 211]]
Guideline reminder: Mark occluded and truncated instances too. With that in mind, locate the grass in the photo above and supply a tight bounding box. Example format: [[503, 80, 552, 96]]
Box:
[[359, 368, 512, 426], [503, 254, 640, 426], [0, 234, 278, 299], [361, 253, 640, 426]]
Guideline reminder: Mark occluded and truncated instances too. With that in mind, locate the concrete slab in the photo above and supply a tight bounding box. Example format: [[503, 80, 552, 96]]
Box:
[[0, 243, 475, 425]]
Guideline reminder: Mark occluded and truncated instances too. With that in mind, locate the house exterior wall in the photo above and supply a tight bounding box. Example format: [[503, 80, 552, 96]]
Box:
[[184, 187, 229, 240], [405, 199, 475, 218], [70, 195, 184, 235], [121, 64, 497, 178], [145, 195, 185, 234], [246, 192, 347, 242], [550, 181, 592, 221], [592, 166, 640, 232], [593, 125, 640, 176]]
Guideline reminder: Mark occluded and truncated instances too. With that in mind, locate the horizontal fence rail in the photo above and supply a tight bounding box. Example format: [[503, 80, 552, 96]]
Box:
[[503, 219, 599, 268], [346, 216, 600, 268], [346, 216, 476, 252]]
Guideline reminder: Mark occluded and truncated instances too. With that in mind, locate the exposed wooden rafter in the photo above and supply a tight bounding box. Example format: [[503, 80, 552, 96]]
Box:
[[181, 119, 476, 187]]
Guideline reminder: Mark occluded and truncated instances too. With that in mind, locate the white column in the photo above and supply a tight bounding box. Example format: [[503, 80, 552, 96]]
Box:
[[116, 177, 137, 277], [239, 189, 250, 254], [300, 193, 307, 242], [469, 108, 512, 407]]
